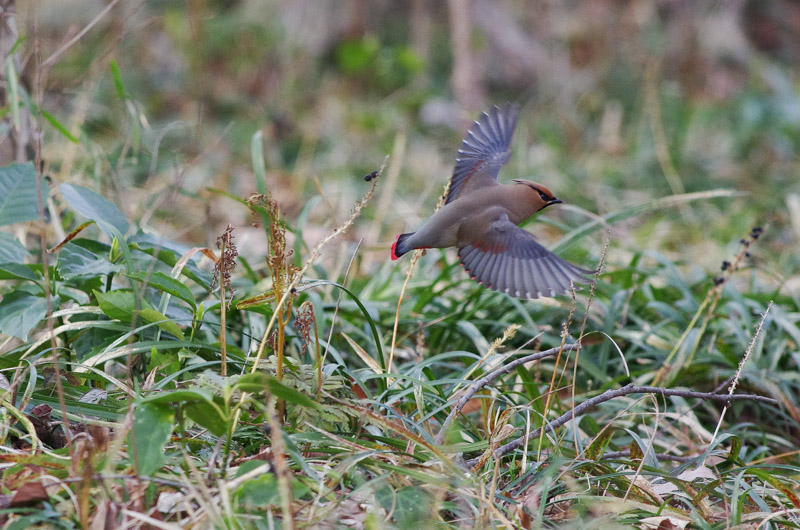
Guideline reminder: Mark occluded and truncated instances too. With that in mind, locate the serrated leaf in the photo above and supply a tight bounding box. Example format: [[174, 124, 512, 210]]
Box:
[[60, 183, 129, 237], [266, 377, 321, 410], [0, 232, 29, 262], [0, 291, 56, 341], [127, 270, 196, 310], [58, 242, 123, 280], [0, 162, 43, 226], [233, 372, 270, 393], [130, 401, 174, 476]]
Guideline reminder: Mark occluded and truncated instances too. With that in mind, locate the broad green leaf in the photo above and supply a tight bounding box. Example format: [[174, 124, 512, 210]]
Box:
[[0, 162, 44, 226], [60, 183, 130, 237], [232, 372, 270, 393], [376, 485, 431, 527], [130, 231, 212, 288], [127, 270, 196, 310], [0, 232, 29, 262], [139, 307, 184, 340], [140, 388, 215, 405], [94, 289, 138, 321], [93, 289, 184, 339], [0, 262, 40, 282], [235, 468, 280, 507], [266, 377, 321, 410], [233, 469, 308, 508], [130, 401, 174, 476], [58, 242, 123, 280], [140, 387, 227, 437], [0, 291, 57, 341], [184, 399, 228, 437]]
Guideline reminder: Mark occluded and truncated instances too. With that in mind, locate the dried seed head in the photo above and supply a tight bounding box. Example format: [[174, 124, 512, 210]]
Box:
[[293, 301, 314, 351], [211, 224, 238, 308]]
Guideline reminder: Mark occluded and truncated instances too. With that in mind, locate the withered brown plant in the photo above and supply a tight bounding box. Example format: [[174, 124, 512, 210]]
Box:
[[232, 160, 383, 431], [248, 194, 299, 414], [293, 301, 322, 402], [211, 224, 238, 376], [652, 225, 765, 386]]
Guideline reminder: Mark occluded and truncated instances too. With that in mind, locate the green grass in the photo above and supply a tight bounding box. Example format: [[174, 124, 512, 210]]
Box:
[[2, 2, 800, 529]]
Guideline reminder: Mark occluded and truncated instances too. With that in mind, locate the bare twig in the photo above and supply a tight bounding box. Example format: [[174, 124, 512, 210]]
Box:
[[601, 450, 696, 464], [390, 179, 452, 372], [59, 473, 186, 489], [465, 383, 778, 467], [226, 159, 386, 440], [434, 344, 578, 445], [40, 0, 125, 69], [705, 301, 772, 462], [571, 234, 610, 453]]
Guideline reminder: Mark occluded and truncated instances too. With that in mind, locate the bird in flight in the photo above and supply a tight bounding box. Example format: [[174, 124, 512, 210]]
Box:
[[391, 103, 594, 299]]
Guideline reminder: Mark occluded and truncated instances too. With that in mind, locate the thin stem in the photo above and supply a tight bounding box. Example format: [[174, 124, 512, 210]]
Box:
[[434, 344, 575, 445], [219, 235, 227, 377], [466, 384, 778, 467]]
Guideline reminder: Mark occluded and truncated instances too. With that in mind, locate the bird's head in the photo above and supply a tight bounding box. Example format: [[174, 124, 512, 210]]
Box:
[[511, 179, 563, 211]]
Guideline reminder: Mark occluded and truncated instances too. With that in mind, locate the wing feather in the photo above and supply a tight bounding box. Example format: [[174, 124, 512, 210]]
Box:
[[458, 217, 594, 299], [446, 103, 520, 204]]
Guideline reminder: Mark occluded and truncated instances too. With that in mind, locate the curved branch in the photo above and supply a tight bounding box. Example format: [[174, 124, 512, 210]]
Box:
[[465, 383, 779, 467], [434, 344, 579, 445]]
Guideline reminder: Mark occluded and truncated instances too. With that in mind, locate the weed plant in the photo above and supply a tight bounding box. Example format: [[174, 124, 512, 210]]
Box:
[[1, 3, 800, 529]]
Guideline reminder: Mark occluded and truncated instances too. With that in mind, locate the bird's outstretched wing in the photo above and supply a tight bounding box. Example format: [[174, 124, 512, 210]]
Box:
[[446, 103, 520, 204], [457, 216, 593, 299]]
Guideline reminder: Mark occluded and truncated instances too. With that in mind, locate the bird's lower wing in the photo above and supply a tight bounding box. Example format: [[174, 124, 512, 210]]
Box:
[[457, 218, 593, 299]]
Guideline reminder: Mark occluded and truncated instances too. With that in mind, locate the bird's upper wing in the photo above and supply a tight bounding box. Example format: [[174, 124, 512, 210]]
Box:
[[458, 215, 594, 299], [445, 103, 520, 204]]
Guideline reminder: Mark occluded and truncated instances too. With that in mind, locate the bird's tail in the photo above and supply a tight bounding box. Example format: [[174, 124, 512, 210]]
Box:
[[391, 233, 414, 260]]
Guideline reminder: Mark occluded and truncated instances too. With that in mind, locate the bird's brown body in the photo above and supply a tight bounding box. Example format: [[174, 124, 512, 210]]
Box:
[[392, 103, 593, 299], [401, 183, 546, 250]]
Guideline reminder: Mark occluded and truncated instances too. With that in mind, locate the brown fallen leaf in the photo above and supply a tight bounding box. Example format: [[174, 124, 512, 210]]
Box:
[[10, 481, 48, 507]]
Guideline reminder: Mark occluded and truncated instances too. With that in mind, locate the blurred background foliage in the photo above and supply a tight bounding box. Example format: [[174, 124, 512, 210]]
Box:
[[2, 1, 800, 526], [12, 0, 799, 294]]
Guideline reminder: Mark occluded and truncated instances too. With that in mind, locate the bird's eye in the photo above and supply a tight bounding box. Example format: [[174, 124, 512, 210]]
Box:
[[537, 190, 549, 201]]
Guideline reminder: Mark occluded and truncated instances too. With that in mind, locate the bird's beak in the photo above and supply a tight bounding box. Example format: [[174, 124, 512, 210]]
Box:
[[547, 198, 563, 206]]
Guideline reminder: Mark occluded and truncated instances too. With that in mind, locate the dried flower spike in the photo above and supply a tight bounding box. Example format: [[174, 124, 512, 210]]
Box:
[[212, 224, 238, 308]]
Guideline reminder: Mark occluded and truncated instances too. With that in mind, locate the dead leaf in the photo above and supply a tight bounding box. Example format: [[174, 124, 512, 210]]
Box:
[[79, 388, 108, 403], [676, 465, 716, 481], [10, 481, 48, 507], [639, 515, 690, 529]]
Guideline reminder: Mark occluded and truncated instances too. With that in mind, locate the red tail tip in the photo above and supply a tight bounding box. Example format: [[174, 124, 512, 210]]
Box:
[[391, 234, 401, 260]]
